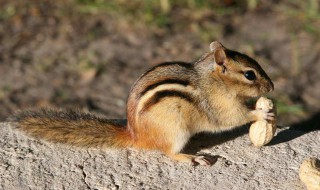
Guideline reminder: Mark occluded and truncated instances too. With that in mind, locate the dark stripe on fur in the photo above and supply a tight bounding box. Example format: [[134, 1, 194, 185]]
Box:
[[142, 90, 194, 111]]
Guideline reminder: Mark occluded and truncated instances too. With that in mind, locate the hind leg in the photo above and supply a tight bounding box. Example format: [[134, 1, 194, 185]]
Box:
[[162, 128, 213, 166], [135, 99, 213, 165], [168, 153, 213, 166]]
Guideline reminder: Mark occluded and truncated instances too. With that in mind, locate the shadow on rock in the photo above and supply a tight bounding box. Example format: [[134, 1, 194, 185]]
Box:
[[183, 125, 250, 155], [268, 111, 320, 146]]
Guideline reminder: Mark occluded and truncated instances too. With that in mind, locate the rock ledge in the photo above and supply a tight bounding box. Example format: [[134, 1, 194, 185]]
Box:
[[0, 122, 319, 189]]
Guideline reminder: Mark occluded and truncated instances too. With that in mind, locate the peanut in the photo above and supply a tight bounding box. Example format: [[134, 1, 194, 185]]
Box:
[[299, 158, 320, 190], [249, 97, 276, 147]]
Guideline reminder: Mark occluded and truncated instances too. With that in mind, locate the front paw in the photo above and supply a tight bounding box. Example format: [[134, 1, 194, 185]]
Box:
[[250, 109, 275, 122]]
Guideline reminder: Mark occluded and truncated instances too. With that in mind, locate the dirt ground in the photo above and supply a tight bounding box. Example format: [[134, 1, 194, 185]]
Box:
[[0, 0, 319, 127]]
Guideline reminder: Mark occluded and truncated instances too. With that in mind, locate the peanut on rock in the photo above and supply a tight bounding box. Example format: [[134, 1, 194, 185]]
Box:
[[249, 97, 276, 147], [299, 158, 320, 190]]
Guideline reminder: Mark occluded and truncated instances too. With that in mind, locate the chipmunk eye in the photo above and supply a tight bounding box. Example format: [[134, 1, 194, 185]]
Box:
[[244, 70, 256, 81]]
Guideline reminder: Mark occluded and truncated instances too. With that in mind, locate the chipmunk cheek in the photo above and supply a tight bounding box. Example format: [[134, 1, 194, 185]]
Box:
[[258, 84, 269, 94], [246, 83, 262, 96]]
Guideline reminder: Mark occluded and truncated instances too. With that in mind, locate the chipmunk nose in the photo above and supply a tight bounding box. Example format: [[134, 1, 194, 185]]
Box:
[[261, 80, 274, 93], [267, 81, 274, 92]]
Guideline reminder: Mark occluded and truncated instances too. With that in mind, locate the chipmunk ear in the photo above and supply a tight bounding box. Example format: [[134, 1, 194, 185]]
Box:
[[210, 41, 227, 65], [214, 49, 227, 65], [209, 41, 224, 52]]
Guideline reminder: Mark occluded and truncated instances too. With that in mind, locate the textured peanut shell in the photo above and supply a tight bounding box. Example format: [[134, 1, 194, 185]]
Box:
[[256, 97, 274, 110], [249, 120, 276, 147], [299, 158, 320, 190], [249, 97, 276, 147]]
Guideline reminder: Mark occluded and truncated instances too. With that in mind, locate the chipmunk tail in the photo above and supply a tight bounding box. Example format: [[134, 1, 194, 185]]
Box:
[[8, 108, 133, 148]]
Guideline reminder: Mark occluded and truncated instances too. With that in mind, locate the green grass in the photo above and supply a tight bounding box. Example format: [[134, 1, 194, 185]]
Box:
[[70, 0, 246, 45], [2, 0, 318, 41], [279, 0, 320, 37], [73, 0, 320, 40], [0, 5, 16, 20], [275, 100, 305, 116]]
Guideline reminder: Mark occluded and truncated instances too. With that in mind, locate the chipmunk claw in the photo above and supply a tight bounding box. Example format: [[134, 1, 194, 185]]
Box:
[[266, 112, 275, 121], [192, 155, 213, 166], [251, 109, 275, 122]]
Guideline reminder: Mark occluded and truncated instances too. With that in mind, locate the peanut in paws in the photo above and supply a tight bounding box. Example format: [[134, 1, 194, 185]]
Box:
[[249, 97, 277, 147]]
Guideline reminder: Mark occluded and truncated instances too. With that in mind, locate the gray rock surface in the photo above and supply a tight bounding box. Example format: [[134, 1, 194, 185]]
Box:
[[0, 122, 319, 190]]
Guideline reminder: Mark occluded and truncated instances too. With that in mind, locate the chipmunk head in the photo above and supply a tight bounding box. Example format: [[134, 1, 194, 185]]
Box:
[[197, 41, 274, 98]]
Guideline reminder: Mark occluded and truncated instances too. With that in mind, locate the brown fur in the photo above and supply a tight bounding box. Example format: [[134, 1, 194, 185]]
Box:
[[10, 109, 133, 148], [9, 41, 274, 165]]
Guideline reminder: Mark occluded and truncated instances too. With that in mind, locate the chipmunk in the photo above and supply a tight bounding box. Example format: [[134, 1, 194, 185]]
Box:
[[9, 41, 274, 165]]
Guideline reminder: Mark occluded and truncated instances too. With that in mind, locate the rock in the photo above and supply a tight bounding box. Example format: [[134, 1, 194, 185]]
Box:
[[0, 122, 319, 189]]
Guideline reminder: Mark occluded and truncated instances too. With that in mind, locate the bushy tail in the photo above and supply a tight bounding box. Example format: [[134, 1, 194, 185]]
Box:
[[9, 108, 133, 148]]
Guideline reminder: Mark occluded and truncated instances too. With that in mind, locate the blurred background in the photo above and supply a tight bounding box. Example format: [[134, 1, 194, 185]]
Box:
[[0, 0, 319, 126]]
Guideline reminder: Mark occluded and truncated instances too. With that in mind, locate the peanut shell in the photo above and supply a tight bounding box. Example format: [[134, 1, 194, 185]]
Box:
[[256, 97, 273, 110], [299, 158, 320, 190], [249, 97, 276, 147], [249, 120, 276, 147]]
